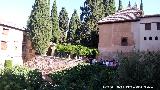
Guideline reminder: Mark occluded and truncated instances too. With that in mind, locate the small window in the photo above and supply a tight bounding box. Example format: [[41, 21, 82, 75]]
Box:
[[121, 37, 128, 46], [145, 23, 151, 30], [155, 36, 158, 40], [149, 37, 152, 40], [1, 41, 7, 50], [144, 37, 147, 40], [157, 23, 160, 30]]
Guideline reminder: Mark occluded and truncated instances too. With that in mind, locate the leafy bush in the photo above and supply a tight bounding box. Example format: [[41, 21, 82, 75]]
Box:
[[4, 60, 12, 68], [1, 51, 160, 89], [49, 64, 118, 90], [55, 44, 99, 58], [118, 51, 160, 89], [0, 66, 53, 90]]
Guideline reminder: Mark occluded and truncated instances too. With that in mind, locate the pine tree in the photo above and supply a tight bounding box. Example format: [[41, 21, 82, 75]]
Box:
[[118, 0, 123, 10], [80, 0, 104, 47], [140, 0, 143, 10], [51, 0, 60, 43], [67, 10, 80, 44], [27, 0, 51, 55], [59, 7, 69, 43], [107, 0, 116, 15], [80, 0, 116, 48], [103, 0, 109, 16]]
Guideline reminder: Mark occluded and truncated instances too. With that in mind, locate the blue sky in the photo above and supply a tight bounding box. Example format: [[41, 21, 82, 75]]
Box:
[[0, 0, 159, 27]]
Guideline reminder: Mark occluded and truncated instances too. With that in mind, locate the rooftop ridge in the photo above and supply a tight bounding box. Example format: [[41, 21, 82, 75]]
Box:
[[0, 18, 25, 30], [98, 8, 143, 23]]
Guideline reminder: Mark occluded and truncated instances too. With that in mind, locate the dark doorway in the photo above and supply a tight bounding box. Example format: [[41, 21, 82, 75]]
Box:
[[121, 37, 128, 46], [46, 46, 52, 56]]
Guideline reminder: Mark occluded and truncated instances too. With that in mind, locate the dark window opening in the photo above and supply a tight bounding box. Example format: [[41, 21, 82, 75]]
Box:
[[157, 23, 160, 30], [121, 37, 128, 46], [155, 36, 158, 40], [145, 23, 151, 30], [144, 37, 147, 40], [149, 37, 152, 40]]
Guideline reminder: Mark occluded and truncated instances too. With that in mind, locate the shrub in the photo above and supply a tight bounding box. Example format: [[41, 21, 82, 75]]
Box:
[[55, 44, 99, 58], [4, 60, 12, 68], [0, 66, 53, 90], [117, 51, 160, 89], [49, 64, 118, 90]]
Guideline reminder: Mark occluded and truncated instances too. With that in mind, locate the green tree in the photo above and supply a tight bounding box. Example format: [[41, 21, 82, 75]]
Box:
[[67, 10, 81, 44], [107, 0, 116, 15], [80, 0, 106, 48], [128, 1, 131, 7], [27, 0, 51, 55], [59, 7, 69, 43], [51, 0, 60, 43], [140, 0, 143, 11], [118, 0, 123, 10]]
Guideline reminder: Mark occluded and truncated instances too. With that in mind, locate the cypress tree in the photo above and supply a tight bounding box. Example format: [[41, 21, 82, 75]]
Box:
[[67, 10, 80, 44], [118, 0, 123, 10], [27, 0, 51, 55], [51, 0, 60, 43], [128, 1, 131, 7], [140, 0, 143, 11], [59, 7, 69, 43]]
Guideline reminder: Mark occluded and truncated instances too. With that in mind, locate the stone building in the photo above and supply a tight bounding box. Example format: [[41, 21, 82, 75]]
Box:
[[98, 7, 160, 58], [0, 20, 26, 66]]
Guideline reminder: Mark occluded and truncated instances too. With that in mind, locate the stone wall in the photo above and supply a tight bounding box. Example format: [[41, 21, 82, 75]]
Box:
[[98, 22, 135, 58]]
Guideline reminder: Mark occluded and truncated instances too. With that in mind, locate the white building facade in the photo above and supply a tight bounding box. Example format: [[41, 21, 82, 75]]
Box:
[[139, 16, 160, 51], [0, 21, 25, 66], [98, 8, 160, 58]]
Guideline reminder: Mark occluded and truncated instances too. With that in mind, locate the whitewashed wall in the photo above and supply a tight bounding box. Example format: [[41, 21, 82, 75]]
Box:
[[139, 17, 160, 51], [0, 25, 24, 67], [131, 21, 140, 50]]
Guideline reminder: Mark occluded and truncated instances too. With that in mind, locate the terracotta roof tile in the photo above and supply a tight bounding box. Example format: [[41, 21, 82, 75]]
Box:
[[98, 8, 143, 24]]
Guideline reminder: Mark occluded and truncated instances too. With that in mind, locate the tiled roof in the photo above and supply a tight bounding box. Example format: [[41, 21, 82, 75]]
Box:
[[98, 8, 143, 24]]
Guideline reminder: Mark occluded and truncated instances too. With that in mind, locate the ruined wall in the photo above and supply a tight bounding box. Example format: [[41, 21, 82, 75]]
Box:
[[22, 33, 35, 62]]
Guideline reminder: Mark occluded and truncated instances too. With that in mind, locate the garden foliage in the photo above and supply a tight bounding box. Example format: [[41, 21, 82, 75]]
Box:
[[118, 51, 160, 89], [4, 60, 12, 69], [55, 43, 99, 58], [0, 51, 160, 89]]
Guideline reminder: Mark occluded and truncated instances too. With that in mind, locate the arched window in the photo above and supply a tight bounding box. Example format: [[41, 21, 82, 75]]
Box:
[[121, 37, 128, 46]]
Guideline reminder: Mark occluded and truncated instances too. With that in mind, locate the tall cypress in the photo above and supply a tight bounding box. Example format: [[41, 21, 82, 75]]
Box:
[[128, 1, 131, 7], [118, 0, 123, 10], [51, 0, 60, 43], [67, 10, 80, 44], [27, 0, 51, 55], [140, 0, 143, 11], [59, 7, 69, 43]]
